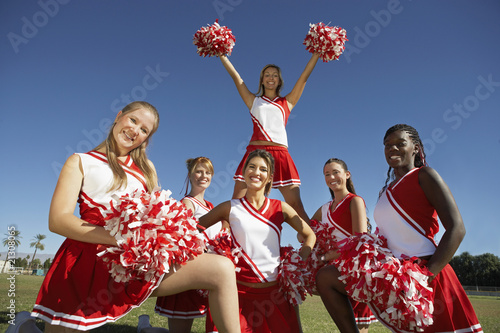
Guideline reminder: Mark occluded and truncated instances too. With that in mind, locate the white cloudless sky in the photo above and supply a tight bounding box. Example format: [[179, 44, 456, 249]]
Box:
[[1, 0, 499, 258]]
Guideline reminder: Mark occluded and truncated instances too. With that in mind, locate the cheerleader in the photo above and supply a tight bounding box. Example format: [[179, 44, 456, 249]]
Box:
[[199, 149, 316, 333], [215, 52, 320, 222], [7, 102, 240, 333], [150, 157, 227, 333], [310, 158, 376, 333], [316, 124, 482, 333]]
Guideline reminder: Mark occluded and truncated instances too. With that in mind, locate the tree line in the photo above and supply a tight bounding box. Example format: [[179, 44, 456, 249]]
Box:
[[2, 230, 46, 273], [449, 252, 500, 287], [2, 230, 500, 287]]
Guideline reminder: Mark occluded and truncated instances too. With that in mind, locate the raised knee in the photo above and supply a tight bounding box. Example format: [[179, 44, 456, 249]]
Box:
[[214, 256, 237, 281]]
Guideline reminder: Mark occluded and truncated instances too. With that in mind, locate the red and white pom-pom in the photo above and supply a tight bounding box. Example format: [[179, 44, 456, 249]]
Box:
[[303, 219, 341, 294], [303, 22, 348, 62], [206, 228, 243, 271], [335, 230, 435, 331], [278, 246, 310, 306], [193, 19, 236, 57], [98, 189, 206, 284]]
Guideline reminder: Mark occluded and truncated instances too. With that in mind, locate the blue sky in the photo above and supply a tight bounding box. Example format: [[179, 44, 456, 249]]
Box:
[[1, 1, 499, 259]]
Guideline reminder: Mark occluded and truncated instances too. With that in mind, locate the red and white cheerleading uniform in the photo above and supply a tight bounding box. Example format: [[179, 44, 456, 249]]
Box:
[[154, 195, 219, 320], [373, 167, 482, 333], [207, 197, 300, 333], [233, 96, 301, 188], [31, 151, 163, 331], [319, 193, 377, 326]]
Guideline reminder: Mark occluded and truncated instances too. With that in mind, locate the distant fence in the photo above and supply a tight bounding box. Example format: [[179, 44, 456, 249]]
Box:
[[462, 285, 500, 297]]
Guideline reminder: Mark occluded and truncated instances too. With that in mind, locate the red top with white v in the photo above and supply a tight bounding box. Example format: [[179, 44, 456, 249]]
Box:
[[374, 167, 439, 258]]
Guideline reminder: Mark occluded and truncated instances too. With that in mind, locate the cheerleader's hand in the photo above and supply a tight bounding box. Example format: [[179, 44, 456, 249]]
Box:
[[299, 244, 312, 261], [297, 233, 305, 243]]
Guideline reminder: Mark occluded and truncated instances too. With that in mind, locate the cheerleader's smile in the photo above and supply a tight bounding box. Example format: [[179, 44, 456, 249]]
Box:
[[384, 130, 419, 170], [244, 157, 270, 189], [190, 164, 212, 190], [324, 161, 349, 192], [113, 108, 155, 156]]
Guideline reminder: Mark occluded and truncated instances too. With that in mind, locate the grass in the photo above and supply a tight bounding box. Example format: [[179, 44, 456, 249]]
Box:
[[1, 274, 499, 332]]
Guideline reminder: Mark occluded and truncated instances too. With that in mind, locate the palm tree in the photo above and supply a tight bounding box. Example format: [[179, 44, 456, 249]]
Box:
[[2, 230, 22, 273], [29, 234, 46, 271]]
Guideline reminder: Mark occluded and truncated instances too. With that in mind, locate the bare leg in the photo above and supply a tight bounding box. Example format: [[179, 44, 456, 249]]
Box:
[[168, 318, 193, 333], [279, 185, 309, 222], [232, 180, 246, 199], [294, 305, 303, 333], [357, 324, 369, 333], [316, 265, 359, 333], [152, 253, 240, 333]]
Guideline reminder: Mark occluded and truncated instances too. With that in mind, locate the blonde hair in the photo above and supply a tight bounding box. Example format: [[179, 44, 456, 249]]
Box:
[[184, 157, 214, 195], [94, 101, 160, 193]]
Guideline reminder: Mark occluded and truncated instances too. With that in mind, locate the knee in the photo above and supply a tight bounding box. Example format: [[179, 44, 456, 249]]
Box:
[[213, 256, 237, 283], [315, 265, 337, 292], [315, 267, 329, 291]]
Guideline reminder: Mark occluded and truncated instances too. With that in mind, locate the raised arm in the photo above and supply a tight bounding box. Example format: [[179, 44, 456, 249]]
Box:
[[419, 167, 466, 280], [219, 55, 255, 109], [282, 201, 316, 261], [48, 154, 117, 245], [285, 53, 320, 110]]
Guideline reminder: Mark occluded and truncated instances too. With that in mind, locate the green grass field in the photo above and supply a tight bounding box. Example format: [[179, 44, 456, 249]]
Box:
[[1, 274, 499, 332]]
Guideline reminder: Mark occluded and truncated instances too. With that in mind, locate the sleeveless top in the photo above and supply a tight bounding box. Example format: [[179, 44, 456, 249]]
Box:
[[229, 197, 284, 283], [249, 96, 291, 146], [374, 167, 439, 258]]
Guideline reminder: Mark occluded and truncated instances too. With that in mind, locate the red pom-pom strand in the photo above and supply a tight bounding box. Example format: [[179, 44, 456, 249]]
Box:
[[303, 22, 348, 62], [193, 19, 236, 57], [278, 246, 311, 305], [98, 189, 206, 284], [334, 230, 435, 331]]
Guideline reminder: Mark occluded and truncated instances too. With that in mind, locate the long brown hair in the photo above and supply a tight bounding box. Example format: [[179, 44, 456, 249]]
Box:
[[94, 101, 160, 193], [256, 64, 284, 97], [243, 149, 275, 196], [323, 158, 356, 200]]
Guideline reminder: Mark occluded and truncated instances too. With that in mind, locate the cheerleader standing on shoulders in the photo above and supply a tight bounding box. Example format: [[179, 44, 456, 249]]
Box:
[[310, 158, 376, 333], [216, 52, 320, 222], [316, 124, 482, 333], [7, 102, 240, 333], [140, 157, 227, 333], [199, 149, 316, 333]]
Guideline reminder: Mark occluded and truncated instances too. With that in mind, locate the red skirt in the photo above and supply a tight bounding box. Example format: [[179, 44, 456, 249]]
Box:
[[31, 238, 161, 331], [369, 264, 482, 332], [155, 290, 207, 319], [206, 283, 300, 333], [233, 145, 301, 188], [351, 299, 378, 326]]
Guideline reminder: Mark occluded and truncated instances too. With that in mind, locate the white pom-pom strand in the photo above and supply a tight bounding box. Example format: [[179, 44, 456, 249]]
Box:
[[334, 230, 435, 331], [303, 22, 348, 62], [193, 19, 236, 57], [98, 189, 206, 284]]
